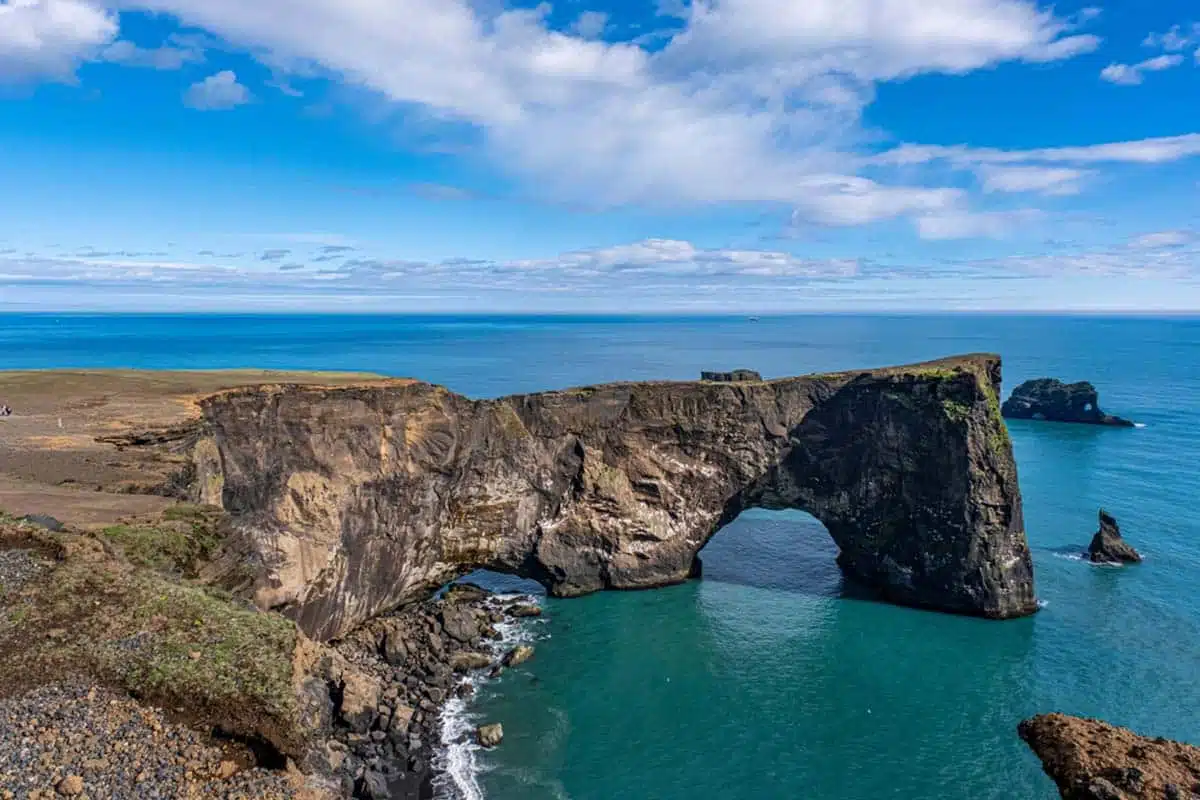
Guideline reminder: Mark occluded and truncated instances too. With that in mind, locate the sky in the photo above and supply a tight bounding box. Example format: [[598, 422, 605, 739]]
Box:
[[1, 0, 1199, 312]]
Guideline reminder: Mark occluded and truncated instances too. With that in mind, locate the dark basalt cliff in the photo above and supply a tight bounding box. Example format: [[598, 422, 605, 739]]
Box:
[[1020, 714, 1200, 799], [1002, 379, 1134, 427], [146, 354, 1034, 641]]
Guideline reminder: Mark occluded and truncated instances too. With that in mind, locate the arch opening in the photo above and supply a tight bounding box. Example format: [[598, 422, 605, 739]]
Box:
[[695, 507, 843, 599]]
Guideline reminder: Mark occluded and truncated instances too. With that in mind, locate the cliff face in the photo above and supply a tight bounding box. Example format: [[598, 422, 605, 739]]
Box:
[[184, 354, 1034, 641]]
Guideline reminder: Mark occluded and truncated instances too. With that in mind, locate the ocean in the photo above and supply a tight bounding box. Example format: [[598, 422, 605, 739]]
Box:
[[2, 313, 1198, 800]]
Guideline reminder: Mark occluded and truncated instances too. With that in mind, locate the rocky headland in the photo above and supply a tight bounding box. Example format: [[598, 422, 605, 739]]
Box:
[[0, 356, 1038, 797], [110, 353, 1036, 641], [1087, 510, 1142, 565], [1002, 379, 1135, 427], [1020, 714, 1200, 800]]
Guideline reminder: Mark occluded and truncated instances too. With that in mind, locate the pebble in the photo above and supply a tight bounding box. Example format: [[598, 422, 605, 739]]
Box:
[[0, 685, 298, 799]]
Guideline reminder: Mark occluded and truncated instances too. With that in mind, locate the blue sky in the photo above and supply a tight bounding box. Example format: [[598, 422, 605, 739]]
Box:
[[1, 0, 1199, 312]]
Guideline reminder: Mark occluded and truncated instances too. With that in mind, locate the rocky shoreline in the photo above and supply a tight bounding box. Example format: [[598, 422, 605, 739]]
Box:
[[320, 583, 544, 799]]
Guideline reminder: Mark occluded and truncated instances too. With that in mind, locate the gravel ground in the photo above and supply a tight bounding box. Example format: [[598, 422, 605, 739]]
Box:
[[0, 549, 49, 596], [0, 684, 300, 800]]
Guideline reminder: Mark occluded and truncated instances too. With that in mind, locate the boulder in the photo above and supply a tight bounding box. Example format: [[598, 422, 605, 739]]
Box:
[[506, 603, 542, 618], [381, 628, 409, 666], [476, 723, 504, 748], [502, 645, 534, 668], [22, 514, 65, 532], [449, 651, 493, 672], [1087, 510, 1142, 564], [338, 670, 382, 733], [443, 583, 490, 604], [440, 605, 481, 644], [1002, 379, 1134, 427]]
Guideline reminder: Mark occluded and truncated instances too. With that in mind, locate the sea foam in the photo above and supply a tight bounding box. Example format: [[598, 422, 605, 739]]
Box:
[[432, 593, 544, 800]]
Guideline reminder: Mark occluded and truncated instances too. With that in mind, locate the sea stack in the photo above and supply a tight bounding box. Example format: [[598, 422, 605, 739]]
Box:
[[1018, 713, 1200, 800], [1087, 510, 1142, 564], [1002, 379, 1134, 427]]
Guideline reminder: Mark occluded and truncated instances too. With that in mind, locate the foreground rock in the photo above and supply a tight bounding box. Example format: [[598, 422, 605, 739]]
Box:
[[1002, 379, 1134, 427], [113, 354, 1033, 640], [1019, 713, 1200, 799], [476, 724, 503, 748], [1088, 510, 1142, 565]]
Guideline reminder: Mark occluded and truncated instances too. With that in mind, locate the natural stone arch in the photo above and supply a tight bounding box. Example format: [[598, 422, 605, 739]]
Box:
[[186, 354, 1035, 641]]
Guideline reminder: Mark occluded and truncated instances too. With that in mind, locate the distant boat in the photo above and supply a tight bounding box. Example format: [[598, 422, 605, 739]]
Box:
[[748, 316, 761, 322]]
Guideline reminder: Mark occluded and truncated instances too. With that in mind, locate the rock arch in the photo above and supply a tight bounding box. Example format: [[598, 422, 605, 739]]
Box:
[[194, 354, 1036, 641]]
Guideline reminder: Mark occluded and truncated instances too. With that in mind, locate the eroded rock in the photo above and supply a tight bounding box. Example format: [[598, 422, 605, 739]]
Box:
[[1019, 713, 1200, 799], [1002, 379, 1134, 427], [1088, 510, 1142, 565], [131, 354, 1034, 640]]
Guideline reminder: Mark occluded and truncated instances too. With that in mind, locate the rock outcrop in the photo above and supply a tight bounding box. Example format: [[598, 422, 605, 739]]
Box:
[[1019, 714, 1200, 800], [121, 354, 1035, 641], [1088, 510, 1142, 564], [1002, 379, 1134, 427], [700, 369, 762, 382]]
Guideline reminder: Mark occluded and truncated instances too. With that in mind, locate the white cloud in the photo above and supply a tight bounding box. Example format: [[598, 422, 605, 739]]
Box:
[[1100, 54, 1184, 85], [915, 209, 1041, 241], [978, 165, 1087, 195], [790, 176, 961, 227], [572, 11, 608, 39], [875, 133, 1200, 168], [183, 69, 250, 110], [1143, 24, 1199, 52], [101, 37, 203, 70], [0, 0, 117, 81], [1129, 230, 1193, 249], [94, 0, 1102, 224]]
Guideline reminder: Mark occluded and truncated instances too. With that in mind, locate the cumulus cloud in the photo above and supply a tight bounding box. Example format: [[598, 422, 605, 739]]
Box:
[[0, 0, 117, 81], [89, 0, 1103, 225], [1100, 54, 1184, 86], [183, 69, 250, 110]]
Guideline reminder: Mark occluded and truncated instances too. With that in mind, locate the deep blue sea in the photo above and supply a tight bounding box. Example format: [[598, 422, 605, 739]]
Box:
[[3, 313, 1198, 800]]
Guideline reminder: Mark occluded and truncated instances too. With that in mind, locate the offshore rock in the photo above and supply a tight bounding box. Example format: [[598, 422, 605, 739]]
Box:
[[131, 354, 1036, 641], [1002, 379, 1134, 427], [476, 723, 504, 748], [1019, 714, 1200, 799], [1088, 510, 1142, 565]]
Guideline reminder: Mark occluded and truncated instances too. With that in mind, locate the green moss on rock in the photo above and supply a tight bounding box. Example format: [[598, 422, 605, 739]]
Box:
[[101, 504, 226, 577]]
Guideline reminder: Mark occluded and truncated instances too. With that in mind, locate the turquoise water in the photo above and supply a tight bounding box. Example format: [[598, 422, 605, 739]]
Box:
[[3, 313, 1199, 799]]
